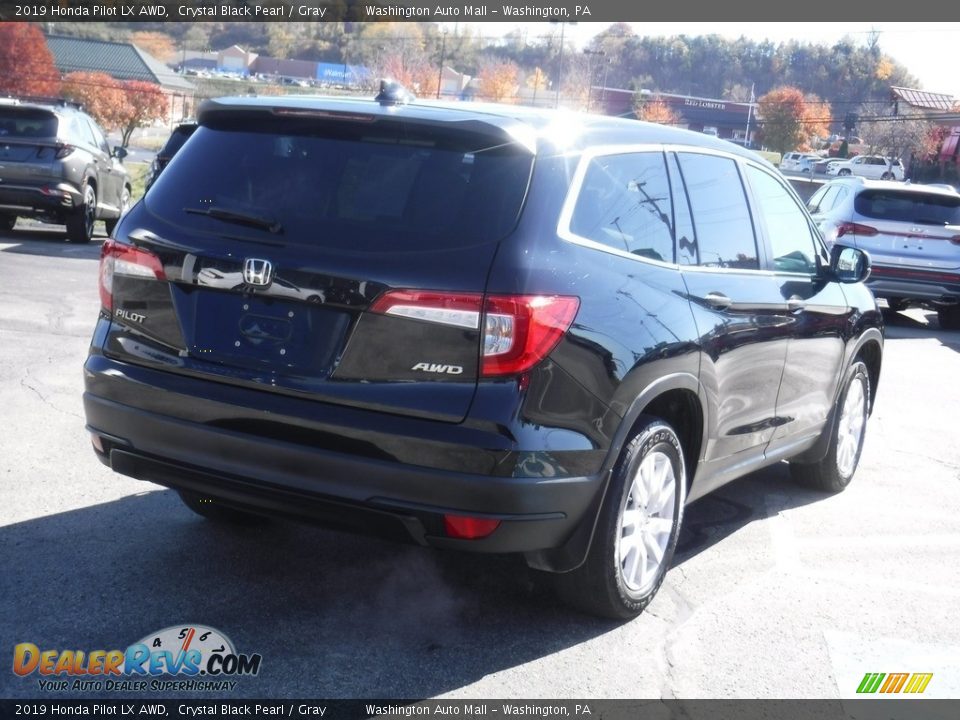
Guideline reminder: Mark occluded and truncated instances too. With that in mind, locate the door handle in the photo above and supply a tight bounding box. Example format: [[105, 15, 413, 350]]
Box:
[[702, 292, 732, 310], [787, 296, 806, 312]]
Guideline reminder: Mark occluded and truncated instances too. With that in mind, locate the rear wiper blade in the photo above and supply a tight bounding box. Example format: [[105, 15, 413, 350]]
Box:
[[184, 206, 283, 234]]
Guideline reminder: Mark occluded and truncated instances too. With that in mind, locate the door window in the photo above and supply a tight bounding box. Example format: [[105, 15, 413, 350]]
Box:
[[675, 153, 758, 269], [745, 165, 819, 274]]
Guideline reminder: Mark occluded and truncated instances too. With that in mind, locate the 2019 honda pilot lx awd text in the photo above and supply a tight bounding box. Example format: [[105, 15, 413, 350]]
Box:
[[83, 92, 883, 619], [0, 97, 131, 242]]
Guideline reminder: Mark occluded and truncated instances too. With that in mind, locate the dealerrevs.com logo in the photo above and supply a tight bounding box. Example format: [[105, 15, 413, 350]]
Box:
[[13, 625, 262, 692]]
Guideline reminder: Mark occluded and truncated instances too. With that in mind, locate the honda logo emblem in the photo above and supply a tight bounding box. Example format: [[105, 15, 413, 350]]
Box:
[[243, 258, 273, 287]]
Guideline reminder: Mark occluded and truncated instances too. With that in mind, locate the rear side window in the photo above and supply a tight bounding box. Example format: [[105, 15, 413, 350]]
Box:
[[160, 125, 197, 158], [0, 108, 58, 138], [146, 117, 534, 252], [854, 189, 960, 226], [675, 152, 758, 269], [569, 152, 674, 262]]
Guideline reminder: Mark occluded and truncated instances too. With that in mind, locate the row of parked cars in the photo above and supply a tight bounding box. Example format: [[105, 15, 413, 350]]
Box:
[[780, 150, 906, 180]]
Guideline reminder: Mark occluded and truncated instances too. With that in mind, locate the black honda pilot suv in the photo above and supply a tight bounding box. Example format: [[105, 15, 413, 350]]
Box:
[[83, 92, 883, 619], [0, 97, 131, 242]]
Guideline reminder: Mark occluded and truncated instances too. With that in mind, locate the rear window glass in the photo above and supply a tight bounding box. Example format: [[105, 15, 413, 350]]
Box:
[[146, 118, 534, 252], [0, 108, 59, 138], [854, 189, 960, 226]]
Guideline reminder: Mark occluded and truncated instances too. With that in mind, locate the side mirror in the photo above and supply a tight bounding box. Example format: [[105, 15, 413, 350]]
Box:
[[831, 245, 871, 283], [112, 146, 128, 160]]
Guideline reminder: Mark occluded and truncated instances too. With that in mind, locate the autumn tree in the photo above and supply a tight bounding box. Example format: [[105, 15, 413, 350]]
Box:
[[131, 32, 176, 63], [114, 81, 168, 148], [0, 23, 61, 97], [757, 86, 830, 155], [477, 60, 520, 104], [634, 94, 680, 125], [61, 72, 125, 129]]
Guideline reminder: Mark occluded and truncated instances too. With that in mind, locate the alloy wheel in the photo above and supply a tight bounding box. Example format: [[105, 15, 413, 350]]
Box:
[[617, 450, 677, 594]]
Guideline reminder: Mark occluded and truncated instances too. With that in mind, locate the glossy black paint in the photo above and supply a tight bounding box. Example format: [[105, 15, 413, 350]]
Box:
[[83, 96, 884, 572]]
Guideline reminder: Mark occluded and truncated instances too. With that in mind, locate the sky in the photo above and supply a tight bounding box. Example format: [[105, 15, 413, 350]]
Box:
[[459, 22, 960, 99]]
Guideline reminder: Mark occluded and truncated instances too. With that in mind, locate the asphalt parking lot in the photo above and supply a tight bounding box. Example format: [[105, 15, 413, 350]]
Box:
[[1, 222, 959, 700]]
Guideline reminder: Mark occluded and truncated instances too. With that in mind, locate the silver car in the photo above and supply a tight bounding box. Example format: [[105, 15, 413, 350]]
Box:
[[807, 177, 960, 329]]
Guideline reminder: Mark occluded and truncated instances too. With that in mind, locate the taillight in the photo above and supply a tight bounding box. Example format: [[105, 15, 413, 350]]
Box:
[[54, 144, 75, 159], [480, 295, 580, 376], [837, 222, 879, 238], [369, 290, 482, 329], [951, 236, 960, 246], [370, 290, 580, 377], [98, 239, 166, 312]]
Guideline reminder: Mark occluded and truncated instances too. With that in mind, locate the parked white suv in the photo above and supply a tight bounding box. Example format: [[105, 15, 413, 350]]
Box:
[[780, 151, 820, 173], [826, 155, 904, 181]]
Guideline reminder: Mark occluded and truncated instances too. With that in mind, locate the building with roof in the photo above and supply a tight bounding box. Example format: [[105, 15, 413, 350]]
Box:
[[890, 86, 957, 117], [596, 87, 752, 141], [45, 35, 195, 124]]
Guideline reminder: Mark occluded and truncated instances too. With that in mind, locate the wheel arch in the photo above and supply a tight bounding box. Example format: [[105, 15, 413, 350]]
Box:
[[525, 372, 708, 574]]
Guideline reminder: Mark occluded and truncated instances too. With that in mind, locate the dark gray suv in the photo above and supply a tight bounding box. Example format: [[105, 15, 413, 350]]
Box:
[[0, 97, 131, 242]]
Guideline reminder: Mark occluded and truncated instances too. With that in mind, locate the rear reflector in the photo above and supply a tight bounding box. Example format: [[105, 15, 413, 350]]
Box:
[[443, 514, 501, 540], [371, 290, 580, 376], [99, 239, 166, 312]]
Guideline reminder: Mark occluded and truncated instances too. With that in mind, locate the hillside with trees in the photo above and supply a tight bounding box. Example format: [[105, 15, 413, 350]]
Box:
[[43, 22, 918, 106]]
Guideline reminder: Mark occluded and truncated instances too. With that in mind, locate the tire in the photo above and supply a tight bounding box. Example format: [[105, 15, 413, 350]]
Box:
[[555, 418, 686, 620], [66, 183, 97, 243], [938, 305, 960, 331], [881, 171, 894, 180], [104, 185, 131, 237], [838, 169, 851, 177], [178, 490, 265, 525], [0, 214, 15, 231], [790, 361, 870, 493]]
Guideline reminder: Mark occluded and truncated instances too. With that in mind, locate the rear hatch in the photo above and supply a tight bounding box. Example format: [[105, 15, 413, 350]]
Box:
[[844, 187, 960, 272], [100, 101, 536, 422], [0, 106, 63, 183]]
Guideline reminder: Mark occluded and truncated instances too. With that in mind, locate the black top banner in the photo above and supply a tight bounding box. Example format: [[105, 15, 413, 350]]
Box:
[[0, 0, 956, 22]]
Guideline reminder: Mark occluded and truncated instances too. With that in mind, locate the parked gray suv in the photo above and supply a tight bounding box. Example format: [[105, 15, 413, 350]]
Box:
[[0, 97, 131, 242]]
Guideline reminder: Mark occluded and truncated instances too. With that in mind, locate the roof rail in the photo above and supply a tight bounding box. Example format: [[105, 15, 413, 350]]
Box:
[[0, 95, 84, 111]]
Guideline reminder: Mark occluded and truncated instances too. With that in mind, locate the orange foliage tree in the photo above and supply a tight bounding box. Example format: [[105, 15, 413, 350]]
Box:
[[635, 95, 680, 125], [0, 23, 61, 97], [61, 72, 126, 128], [114, 81, 168, 148], [757, 86, 830, 154], [477, 60, 520, 104], [131, 32, 176, 63]]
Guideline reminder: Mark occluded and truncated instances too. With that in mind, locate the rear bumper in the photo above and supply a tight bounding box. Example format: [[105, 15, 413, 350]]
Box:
[[867, 265, 960, 305], [83, 358, 607, 555], [0, 181, 80, 216]]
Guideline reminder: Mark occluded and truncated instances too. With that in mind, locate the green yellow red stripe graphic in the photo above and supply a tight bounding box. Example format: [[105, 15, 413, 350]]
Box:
[[857, 672, 933, 694]]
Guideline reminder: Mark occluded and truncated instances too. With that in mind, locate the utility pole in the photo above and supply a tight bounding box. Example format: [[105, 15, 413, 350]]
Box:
[[744, 82, 755, 146], [583, 49, 605, 112], [436, 28, 447, 100], [549, 20, 577, 109]]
